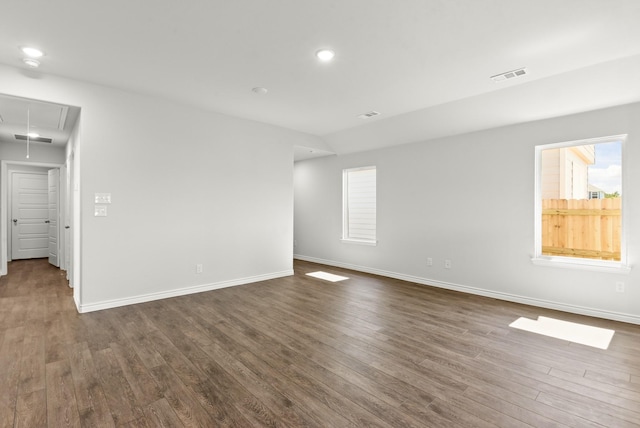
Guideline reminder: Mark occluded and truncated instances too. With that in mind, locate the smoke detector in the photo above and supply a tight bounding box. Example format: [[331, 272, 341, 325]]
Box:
[[357, 111, 381, 119], [251, 87, 268, 95], [490, 67, 528, 82]]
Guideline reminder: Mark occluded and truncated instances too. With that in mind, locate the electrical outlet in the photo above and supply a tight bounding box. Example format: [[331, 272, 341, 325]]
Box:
[[616, 282, 624, 293], [427, 258, 433, 266], [196, 264, 203, 274], [444, 259, 451, 269]]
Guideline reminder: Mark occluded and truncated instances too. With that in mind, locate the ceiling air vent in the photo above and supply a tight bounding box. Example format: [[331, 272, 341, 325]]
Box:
[[15, 134, 53, 144], [490, 67, 528, 82], [357, 111, 381, 119]]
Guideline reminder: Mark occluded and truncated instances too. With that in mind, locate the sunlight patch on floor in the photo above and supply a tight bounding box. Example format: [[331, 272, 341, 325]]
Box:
[[306, 271, 349, 282], [509, 316, 615, 350]]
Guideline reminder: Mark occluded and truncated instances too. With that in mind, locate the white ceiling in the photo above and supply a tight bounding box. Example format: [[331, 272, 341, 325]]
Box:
[[1, 0, 639, 158], [0, 94, 80, 146]]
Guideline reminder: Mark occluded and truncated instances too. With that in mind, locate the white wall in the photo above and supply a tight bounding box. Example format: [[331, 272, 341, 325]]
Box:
[[0, 141, 65, 164], [0, 63, 323, 312], [294, 102, 640, 323]]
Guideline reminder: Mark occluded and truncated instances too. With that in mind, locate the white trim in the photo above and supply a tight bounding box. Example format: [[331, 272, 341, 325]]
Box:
[[76, 269, 293, 313], [343, 165, 377, 173], [294, 254, 640, 325], [538, 134, 628, 150], [1, 160, 63, 275], [531, 257, 631, 274], [340, 238, 377, 246]]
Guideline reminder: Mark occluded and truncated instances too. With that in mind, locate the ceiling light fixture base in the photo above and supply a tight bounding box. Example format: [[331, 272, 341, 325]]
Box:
[[23, 58, 40, 68]]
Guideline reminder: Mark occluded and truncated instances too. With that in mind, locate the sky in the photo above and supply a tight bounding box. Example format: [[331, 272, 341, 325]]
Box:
[[588, 141, 622, 194]]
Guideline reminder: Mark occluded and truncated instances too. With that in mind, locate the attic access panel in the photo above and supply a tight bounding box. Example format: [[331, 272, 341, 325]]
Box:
[[0, 97, 69, 131]]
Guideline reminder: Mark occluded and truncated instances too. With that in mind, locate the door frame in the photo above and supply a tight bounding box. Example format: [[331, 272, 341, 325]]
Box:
[[1, 160, 63, 275], [47, 168, 61, 267]]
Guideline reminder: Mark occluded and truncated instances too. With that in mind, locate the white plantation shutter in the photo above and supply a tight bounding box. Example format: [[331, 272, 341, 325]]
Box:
[[344, 167, 376, 242]]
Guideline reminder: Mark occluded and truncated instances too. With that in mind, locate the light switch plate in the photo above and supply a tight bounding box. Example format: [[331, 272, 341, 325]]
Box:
[[95, 193, 112, 204], [94, 205, 108, 217]]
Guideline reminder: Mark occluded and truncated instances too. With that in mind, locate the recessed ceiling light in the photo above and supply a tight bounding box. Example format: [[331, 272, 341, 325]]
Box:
[[316, 49, 335, 62], [20, 46, 44, 58], [23, 58, 40, 68], [252, 87, 268, 95]]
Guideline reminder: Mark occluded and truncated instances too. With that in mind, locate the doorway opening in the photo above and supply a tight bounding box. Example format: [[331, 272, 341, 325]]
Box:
[[8, 166, 64, 266], [0, 93, 81, 308]]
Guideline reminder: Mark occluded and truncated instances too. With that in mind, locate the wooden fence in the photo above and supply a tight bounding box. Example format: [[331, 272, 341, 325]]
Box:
[[542, 198, 621, 260]]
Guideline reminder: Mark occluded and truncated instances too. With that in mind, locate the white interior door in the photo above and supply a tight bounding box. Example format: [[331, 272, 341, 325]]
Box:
[[11, 172, 49, 260], [48, 169, 60, 267]]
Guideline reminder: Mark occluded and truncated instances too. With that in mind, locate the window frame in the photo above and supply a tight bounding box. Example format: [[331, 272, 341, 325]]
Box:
[[341, 166, 377, 246], [532, 134, 630, 274]]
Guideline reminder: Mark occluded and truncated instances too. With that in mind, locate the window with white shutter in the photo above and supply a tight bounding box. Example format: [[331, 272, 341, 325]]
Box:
[[342, 166, 377, 245]]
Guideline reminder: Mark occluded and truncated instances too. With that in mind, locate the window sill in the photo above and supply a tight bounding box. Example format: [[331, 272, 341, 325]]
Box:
[[340, 238, 377, 246], [531, 257, 631, 274]]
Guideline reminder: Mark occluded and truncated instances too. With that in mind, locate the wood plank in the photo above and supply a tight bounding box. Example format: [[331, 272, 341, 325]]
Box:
[[44, 318, 67, 364], [18, 334, 45, 395], [92, 347, 144, 425], [463, 386, 601, 428], [542, 208, 621, 216], [0, 326, 25, 427], [536, 391, 638, 428], [119, 320, 165, 369], [548, 368, 640, 413], [45, 359, 82, 427], [109, 341, 164, 405], [143, 398, 185, 427], [14, 389, 47, 428], [65, 341, 116, 427], [149, 363, 218, 428], [541, 246, 620, 259]]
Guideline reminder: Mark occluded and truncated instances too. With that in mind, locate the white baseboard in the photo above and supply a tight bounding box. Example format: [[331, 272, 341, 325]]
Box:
[[77, 270, 294, 314], [294, 254, 640, 325]]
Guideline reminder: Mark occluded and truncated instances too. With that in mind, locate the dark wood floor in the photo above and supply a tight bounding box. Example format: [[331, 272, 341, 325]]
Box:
[[1, 259, 640, 427]]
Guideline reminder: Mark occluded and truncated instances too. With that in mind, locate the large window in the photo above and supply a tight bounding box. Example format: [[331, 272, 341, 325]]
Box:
[[342, 166, 377, 245], [534, 135, 628, 271]]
